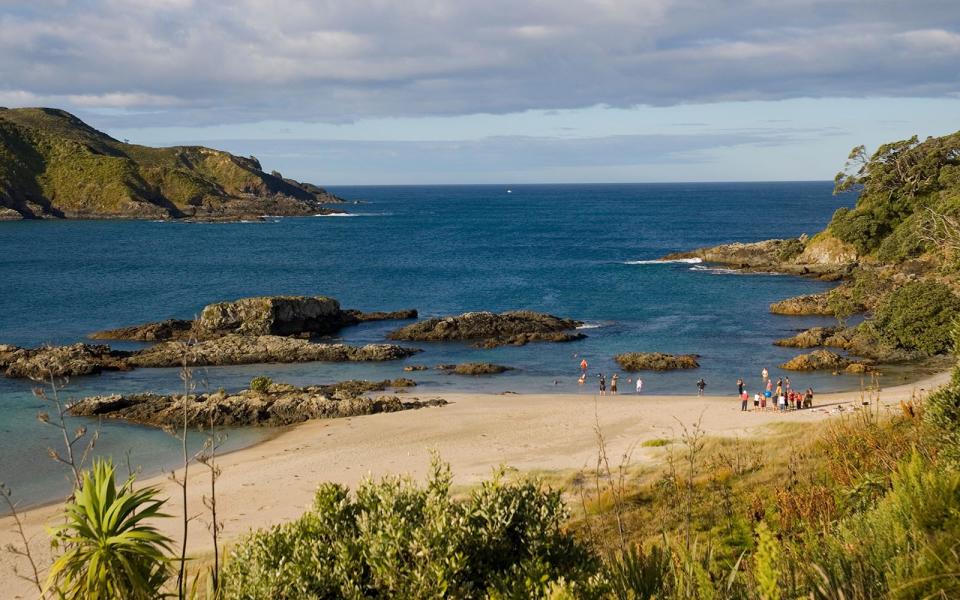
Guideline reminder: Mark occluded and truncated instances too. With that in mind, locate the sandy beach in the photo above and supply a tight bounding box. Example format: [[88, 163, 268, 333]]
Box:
[[1, 371, 950, 597]]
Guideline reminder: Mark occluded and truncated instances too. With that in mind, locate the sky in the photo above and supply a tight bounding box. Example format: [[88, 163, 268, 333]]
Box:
[[0, 0, 958, 184]]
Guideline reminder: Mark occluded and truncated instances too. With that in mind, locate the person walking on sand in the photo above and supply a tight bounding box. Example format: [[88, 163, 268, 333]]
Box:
[[598, 373, 606, 396], [737, 377, 744, 396], [754, 392, 761, 410], [611, 374, 619, 395], [580, 358, 588, 374], [741, 390, 749, 411], [697, 378, 706, 397]]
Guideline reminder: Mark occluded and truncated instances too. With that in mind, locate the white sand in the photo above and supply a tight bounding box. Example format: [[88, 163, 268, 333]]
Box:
[[1, 371, 949, 597]]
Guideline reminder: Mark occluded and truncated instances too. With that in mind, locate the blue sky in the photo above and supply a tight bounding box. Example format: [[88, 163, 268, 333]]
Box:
[[1, 0, 958, 184]]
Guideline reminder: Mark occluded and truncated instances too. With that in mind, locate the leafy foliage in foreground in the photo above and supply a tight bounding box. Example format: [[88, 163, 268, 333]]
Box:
[[871, 280, 960, 354], [219, 460, 598, 599], [45, 459, 172, 600]]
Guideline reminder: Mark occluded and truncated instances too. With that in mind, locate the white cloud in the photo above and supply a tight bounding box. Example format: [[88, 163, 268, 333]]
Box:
[[0, 1, 956, 125]]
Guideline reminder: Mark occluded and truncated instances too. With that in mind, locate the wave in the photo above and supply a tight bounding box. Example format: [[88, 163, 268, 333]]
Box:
[[576, 322, 603, 330], [624, 257, 703, 265], [689, 265, 782, 276]]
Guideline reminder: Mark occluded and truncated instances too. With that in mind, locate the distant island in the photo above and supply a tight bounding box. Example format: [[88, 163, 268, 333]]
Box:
[[0, 107, 343, 220]]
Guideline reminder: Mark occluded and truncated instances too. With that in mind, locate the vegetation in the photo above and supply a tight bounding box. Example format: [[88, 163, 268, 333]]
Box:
[[45, 460, 172, 599], [871, 280, 960, 354], [0, 107, 337, 219], [249, 375, 273, 394]]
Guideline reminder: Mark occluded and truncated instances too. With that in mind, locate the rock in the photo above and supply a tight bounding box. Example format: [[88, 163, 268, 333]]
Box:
[[661, 237, 852, 279], [388, 311, 583, 346], [780, 350, 851, 371], [90, 297, 418, 341], [770, 293, 834, 316], [446, 363, 514, 375], [127, 335, 420, 368], [473, 331, 585, 348], [844, 362, 876, 374], [403, 365, 429, 372], [90, 319, 194, 341], [2, 343, 131, 379], [773, 326, 841, 348], [614, 352, 700, 371], [68, 382, 446, 428]]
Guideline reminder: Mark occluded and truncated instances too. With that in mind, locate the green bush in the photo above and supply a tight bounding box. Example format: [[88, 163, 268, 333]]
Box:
[[871, 281, 960, 354], [249, 376, 272, 394], [219, 460, 598, 599], [46, 460, 172, 599]]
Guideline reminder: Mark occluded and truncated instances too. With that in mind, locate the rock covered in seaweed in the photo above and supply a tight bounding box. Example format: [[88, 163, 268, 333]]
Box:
[[436, 363, 514, 375], [614, 352, 700, 371], [388, 311, 583, 347], [127, 335, 420, 368], [68, 379, 446, 428], [0, 343, 131, 379]]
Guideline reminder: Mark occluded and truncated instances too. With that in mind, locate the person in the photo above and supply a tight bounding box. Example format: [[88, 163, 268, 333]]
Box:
[[766, 379, 773, 394], [761, 390, 768, 411], [636, 378, 643, 394], [794, 391, 803, 411], [775, 382, 783, 400], [697, 378, 706, 396], [754, 392, 761, 409], [785, 376, 791, 393], [580, 358, 588, 373], [761, 367, 769, 383], [804, 388, 814, 408], [598, 373, 606, 396], [778, 393, 787, 412], [611, 373, 619, 395], [578, 373, 586, 385], [741, 390, 749, 411], [737, 377, 744, 396]]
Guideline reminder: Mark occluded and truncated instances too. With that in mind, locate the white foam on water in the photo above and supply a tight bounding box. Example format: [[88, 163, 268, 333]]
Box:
[[576, 322, 603, 330], [314, 212, 392, 217], [624, 257, 703, 265]]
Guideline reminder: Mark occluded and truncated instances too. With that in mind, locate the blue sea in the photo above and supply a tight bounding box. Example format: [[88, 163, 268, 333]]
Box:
[[0, 182, 868, 507]]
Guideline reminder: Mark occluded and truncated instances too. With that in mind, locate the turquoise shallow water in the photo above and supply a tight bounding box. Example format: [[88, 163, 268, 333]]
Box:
[[0, 182, 857, 507]]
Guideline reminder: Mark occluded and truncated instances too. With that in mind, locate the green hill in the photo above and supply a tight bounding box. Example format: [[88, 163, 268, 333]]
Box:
[[0, 107, 341, 220]]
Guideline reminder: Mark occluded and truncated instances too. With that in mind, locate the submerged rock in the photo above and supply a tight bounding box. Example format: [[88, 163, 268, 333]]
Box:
[[473, 331, 585, 348], [68, 381, 446, 428], [614, 352, 700, 371], [127, 335, 420, 368], [780, 350, 851, 371], [91, 296, 418, 341], [0, 343, 131, 379], [388, 311, 583, 346]]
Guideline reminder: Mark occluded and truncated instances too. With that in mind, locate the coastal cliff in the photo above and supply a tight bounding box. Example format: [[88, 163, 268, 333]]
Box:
[[0, 107, 343, 220], [669, 131, 960, 368]]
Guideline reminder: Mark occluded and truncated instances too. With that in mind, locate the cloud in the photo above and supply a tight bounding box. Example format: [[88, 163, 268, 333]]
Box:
[[0, 0, 957, 125]]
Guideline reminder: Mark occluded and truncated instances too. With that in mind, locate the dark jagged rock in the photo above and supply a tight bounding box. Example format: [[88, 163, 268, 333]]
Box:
[[388, 311, 583, 346], [68, 381, 446, 428], [403, 365, 429, 372], [474, 331, 585, 348], [438, 363, 514, 375], [90, 296, 418, 341], [614, 352, 700, 371], [127, 336, 420, 368], [0, 343, 131, 379]]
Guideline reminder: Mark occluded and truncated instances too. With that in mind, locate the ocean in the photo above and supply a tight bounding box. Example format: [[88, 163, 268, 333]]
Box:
[[0, 181, 863, 507]]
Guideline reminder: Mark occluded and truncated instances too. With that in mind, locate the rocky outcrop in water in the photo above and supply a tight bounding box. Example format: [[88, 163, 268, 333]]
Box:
[[0, 343, 131, 379], [91, 297, 418, 341], [769, 292, 835, 316], [780, 350, 852, 371], [773, 327, 842, 348], [614, 352, 700, 371], [68, 379, 446, 428], [128, 336, 420, 368], [437, 363, 514, 375], [388, 311, 583, 347]]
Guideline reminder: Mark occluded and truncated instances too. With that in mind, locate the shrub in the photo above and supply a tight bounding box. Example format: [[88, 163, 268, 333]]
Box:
[[219, 459, 598, 599], [871, 281, 960, 354], [46, 460, 172, 599], [249, 376, 272, 394]]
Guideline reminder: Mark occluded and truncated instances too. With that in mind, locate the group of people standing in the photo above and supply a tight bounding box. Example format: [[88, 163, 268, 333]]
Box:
[[575, 358, 814, 410], [736, 369, 815, 412], [579, 359, 642, 396]]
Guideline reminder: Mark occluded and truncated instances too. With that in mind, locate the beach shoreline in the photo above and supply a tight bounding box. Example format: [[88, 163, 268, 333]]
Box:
[[1, 368, 951, 597]]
